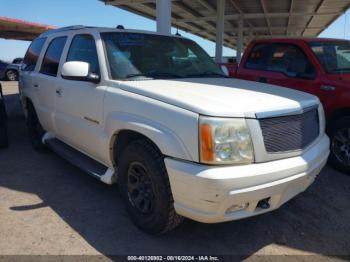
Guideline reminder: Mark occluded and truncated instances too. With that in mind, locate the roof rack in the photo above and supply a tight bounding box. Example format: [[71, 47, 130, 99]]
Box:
[[39, 25, 89, 37]]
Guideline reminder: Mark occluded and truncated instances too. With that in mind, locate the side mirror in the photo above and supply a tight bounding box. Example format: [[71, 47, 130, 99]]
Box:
[[61, 61, 100, 83]]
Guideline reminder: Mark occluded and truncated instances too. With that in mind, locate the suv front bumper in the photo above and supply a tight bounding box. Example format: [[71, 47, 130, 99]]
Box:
[[165, 134, 329, 223]]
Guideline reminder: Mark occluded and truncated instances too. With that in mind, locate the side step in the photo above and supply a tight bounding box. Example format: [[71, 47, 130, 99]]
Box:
[[45, 138, 114, 184]]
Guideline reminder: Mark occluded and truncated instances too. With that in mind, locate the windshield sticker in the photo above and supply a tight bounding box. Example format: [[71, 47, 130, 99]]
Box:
[[114, 33, 145, 46]]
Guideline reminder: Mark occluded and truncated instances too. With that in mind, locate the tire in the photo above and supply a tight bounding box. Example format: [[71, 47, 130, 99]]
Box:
[[0, 124, 8, 148], [26, 102, 46, 151], [118, 139, 183, 234], [329, 116, 350, 175], [6, 70, 18, 81]]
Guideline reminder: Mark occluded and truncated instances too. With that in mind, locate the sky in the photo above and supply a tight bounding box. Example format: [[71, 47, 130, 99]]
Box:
[[0, 0, 349, 62]]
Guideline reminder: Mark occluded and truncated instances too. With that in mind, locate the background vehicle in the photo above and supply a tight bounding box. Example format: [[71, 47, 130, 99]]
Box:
[[0, 83, 8, 148], [232, 38, 350, 174], [0, 60, 9, 80], [20, 27, 328, 234], [4, 57, 23, 81]]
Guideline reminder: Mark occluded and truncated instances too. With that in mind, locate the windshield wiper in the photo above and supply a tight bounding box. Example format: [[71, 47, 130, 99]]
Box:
[[146, 72, 184, 79], [125, 72, 183, 79], [124, 73, 152, 79], [185, 71, 227, 78]]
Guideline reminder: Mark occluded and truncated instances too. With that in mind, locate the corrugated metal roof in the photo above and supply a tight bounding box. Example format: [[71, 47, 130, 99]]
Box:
[[100, 0, 350, 49], [0, 16, 55, 41]]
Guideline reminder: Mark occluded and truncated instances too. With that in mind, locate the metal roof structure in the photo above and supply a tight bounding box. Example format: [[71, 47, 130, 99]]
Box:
[[100, 0, 350, 50], [0, 16, 55, 41]]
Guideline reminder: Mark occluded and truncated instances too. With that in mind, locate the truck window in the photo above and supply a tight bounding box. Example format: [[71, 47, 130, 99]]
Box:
[[245, 44, 270, 70], [309, 41, 350, 74], [66, 34, 99, 74], [22, 37, 46, 71], [246, 43, 315, 79], [266, 44, 316, 78], [40, 36, 67, 77]]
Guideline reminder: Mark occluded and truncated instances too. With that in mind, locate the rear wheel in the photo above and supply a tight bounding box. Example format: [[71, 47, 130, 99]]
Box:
[[0, 124, 8, 148], [118, 139, 183, 234], [329, 117, 350, 175], [6, 70, 18, 81], [0, 99, 8, 148], [26, 102, 46, 151]]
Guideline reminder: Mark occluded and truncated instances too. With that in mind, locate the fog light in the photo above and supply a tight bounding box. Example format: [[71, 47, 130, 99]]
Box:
[[226, 203, 249, 213]]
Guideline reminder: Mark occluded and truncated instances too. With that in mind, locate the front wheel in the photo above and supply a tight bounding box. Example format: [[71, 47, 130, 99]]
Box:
[[118, 139, 183, 234], [329, 117, 350, 175], [6, 70, 18, 81]]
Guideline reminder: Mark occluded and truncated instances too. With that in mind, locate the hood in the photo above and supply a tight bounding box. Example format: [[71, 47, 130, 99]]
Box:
[[118, 78, 319, 118]]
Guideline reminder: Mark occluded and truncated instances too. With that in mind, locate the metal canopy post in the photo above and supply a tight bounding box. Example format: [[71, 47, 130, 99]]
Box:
[[215, 0, 225, 63], [237, 17, 243, 62], [156, 0, 172, 35]]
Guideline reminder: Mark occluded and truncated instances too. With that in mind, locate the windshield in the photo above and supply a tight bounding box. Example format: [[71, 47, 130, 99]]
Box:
[[309, 40, 350, 74], [101, 32, 226, 80]]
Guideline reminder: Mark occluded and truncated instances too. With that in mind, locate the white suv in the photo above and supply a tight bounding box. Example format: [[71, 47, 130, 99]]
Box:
[[20, 26, 330, 234]]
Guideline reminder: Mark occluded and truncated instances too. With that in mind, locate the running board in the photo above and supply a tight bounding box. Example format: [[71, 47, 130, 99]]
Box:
[[45, 138, 114, 184]]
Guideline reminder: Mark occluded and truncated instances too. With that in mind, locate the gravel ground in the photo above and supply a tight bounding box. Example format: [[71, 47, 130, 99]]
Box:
[[0, 81, 349, 260]]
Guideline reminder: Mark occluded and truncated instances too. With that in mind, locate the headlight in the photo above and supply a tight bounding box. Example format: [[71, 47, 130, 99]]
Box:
[[199, 116, 254, 165]]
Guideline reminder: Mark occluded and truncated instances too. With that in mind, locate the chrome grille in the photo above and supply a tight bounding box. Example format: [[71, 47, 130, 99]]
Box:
[[259, 108, 319, 153]]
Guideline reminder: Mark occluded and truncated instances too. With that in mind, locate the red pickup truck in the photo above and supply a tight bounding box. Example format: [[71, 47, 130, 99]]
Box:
[[230, 38, 350, 174]]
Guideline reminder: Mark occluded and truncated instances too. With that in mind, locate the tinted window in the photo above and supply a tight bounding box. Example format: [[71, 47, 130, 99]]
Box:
[[23, 37, 46, 71], [267, 44, 315, 78], [245, 44, 270, 70], [40, 36, 67, 76], [246, 43, 315, 79], [66, 34, 99, 74]]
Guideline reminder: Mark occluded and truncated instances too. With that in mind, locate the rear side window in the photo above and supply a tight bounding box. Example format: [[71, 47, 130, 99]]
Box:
[[66, 34, 99, 74], [22, 37, 46, 71], [40, 36, 67, 76]]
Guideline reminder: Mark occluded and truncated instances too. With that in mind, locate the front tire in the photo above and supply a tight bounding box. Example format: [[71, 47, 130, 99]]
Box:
[[329, 117, 350, 175], [118, 139, 183, 234], [26, 103, 46, 151], [6, 70, 18, 81]]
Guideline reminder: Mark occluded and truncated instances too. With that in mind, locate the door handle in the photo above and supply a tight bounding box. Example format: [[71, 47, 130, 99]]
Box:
[[258, 77, 267, 83], [33, 84, 39, 88], [55, 89, 62, 96], [320, 85, 336, 91]]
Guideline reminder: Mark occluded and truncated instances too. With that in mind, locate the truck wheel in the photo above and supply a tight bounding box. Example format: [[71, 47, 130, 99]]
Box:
[[329, 117, 350, 175], [0, 124, 8, 148], [6, 70, 18, 81], [118, 139, 183, 234], [26, 103, 46, 151]]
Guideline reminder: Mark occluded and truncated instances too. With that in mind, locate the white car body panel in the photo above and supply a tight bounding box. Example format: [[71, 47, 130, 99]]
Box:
[[19, 27, 329, 224], [118, 77, 319, 118]]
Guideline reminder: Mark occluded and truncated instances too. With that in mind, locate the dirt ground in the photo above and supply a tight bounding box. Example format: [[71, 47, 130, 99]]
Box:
[[0, 81, 349, 260]]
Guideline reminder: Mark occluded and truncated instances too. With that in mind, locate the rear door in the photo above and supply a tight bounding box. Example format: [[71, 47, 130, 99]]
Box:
[[31, 36, 68, 133], [238, 42, 320, 95], [20, 37, 46, 97], [54, 33, 106, 162]]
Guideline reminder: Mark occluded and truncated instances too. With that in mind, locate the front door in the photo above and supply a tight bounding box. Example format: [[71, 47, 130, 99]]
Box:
[[54, 34, 106, 162]]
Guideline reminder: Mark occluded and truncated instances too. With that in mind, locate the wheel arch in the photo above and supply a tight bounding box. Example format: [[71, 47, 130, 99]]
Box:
[[327, 108, 350, 130], [106, 113, 194, 168]]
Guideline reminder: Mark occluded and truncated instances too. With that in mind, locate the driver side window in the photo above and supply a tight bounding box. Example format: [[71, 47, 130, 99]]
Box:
[[66, 34, 100, 75]]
